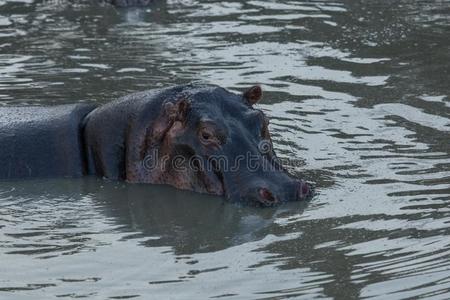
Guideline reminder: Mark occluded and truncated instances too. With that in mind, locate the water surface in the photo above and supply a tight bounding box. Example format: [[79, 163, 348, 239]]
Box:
[[1, 0, 450, 299]]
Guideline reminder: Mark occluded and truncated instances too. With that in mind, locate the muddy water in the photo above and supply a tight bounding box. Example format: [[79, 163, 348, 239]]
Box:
[[1, 0, 450, 299]]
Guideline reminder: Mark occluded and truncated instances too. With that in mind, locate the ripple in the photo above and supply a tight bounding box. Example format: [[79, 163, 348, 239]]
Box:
[[376, 103, 450, 132], [185, 2, 258, 17], [248, 1, 320, 12], [241, 13, 332, 21]]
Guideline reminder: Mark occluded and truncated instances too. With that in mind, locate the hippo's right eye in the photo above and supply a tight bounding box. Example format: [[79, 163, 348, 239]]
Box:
[[199, 127, 222, 147], [202, 132, 211, 140]]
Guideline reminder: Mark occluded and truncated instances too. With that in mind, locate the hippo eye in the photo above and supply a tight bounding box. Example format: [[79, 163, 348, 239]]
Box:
[[202, 132, 211, 140], [199, 128, 222, 146]]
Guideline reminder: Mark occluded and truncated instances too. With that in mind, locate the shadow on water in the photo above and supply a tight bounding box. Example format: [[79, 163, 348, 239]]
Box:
[[0, 178, 310, 255], [89, 180, 309, 255]]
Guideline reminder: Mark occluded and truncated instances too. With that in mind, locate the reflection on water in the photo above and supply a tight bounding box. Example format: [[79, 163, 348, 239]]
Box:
[[1, 0, 449, 299]]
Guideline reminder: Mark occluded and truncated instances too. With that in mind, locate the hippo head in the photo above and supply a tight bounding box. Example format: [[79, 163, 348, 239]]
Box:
[[123, 85, 313, 206]]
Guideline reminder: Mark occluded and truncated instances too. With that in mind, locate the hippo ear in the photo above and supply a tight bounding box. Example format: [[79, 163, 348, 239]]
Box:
[[164, 98, 191, 122], [151, 99, 190, 142], [243, 85, 263, 105]]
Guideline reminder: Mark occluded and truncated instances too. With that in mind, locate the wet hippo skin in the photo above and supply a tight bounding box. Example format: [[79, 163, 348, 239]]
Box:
[[0, 84, 313, 206], [0, 104, 96, 179]]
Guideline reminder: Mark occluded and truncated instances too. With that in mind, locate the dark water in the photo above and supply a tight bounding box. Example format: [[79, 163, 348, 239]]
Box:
[[1, 0, 450, 299]]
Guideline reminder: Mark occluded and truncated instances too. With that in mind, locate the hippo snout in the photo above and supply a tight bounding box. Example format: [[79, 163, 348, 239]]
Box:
[[297, 180, 313, 200]]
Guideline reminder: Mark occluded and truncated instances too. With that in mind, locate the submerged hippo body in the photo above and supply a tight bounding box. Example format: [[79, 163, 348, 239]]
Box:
[[0, 84, 312, 205]]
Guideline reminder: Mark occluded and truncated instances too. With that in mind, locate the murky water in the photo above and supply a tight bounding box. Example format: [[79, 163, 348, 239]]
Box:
[[1, 0, 450, 299]]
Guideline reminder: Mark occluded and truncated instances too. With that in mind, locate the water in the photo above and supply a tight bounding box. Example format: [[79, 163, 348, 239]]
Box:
[[0, 0, 449, 299]]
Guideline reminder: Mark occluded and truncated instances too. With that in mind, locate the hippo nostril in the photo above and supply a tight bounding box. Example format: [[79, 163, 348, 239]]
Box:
[[297, 180, 312, 200], [258, 187, 276, 203]]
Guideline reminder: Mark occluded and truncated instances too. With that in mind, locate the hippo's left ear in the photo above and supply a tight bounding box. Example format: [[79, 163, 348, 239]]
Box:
[[164, 98, 191, 122], [151, 99, 191, 142], [243, 85, 263, 106]]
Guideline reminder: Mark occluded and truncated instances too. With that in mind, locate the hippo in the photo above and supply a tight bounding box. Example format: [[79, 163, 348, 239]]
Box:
[[0, 84, 313, 206]]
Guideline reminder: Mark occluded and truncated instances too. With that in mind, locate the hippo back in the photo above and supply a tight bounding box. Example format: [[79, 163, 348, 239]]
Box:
[[0, 104, 96, 179]]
